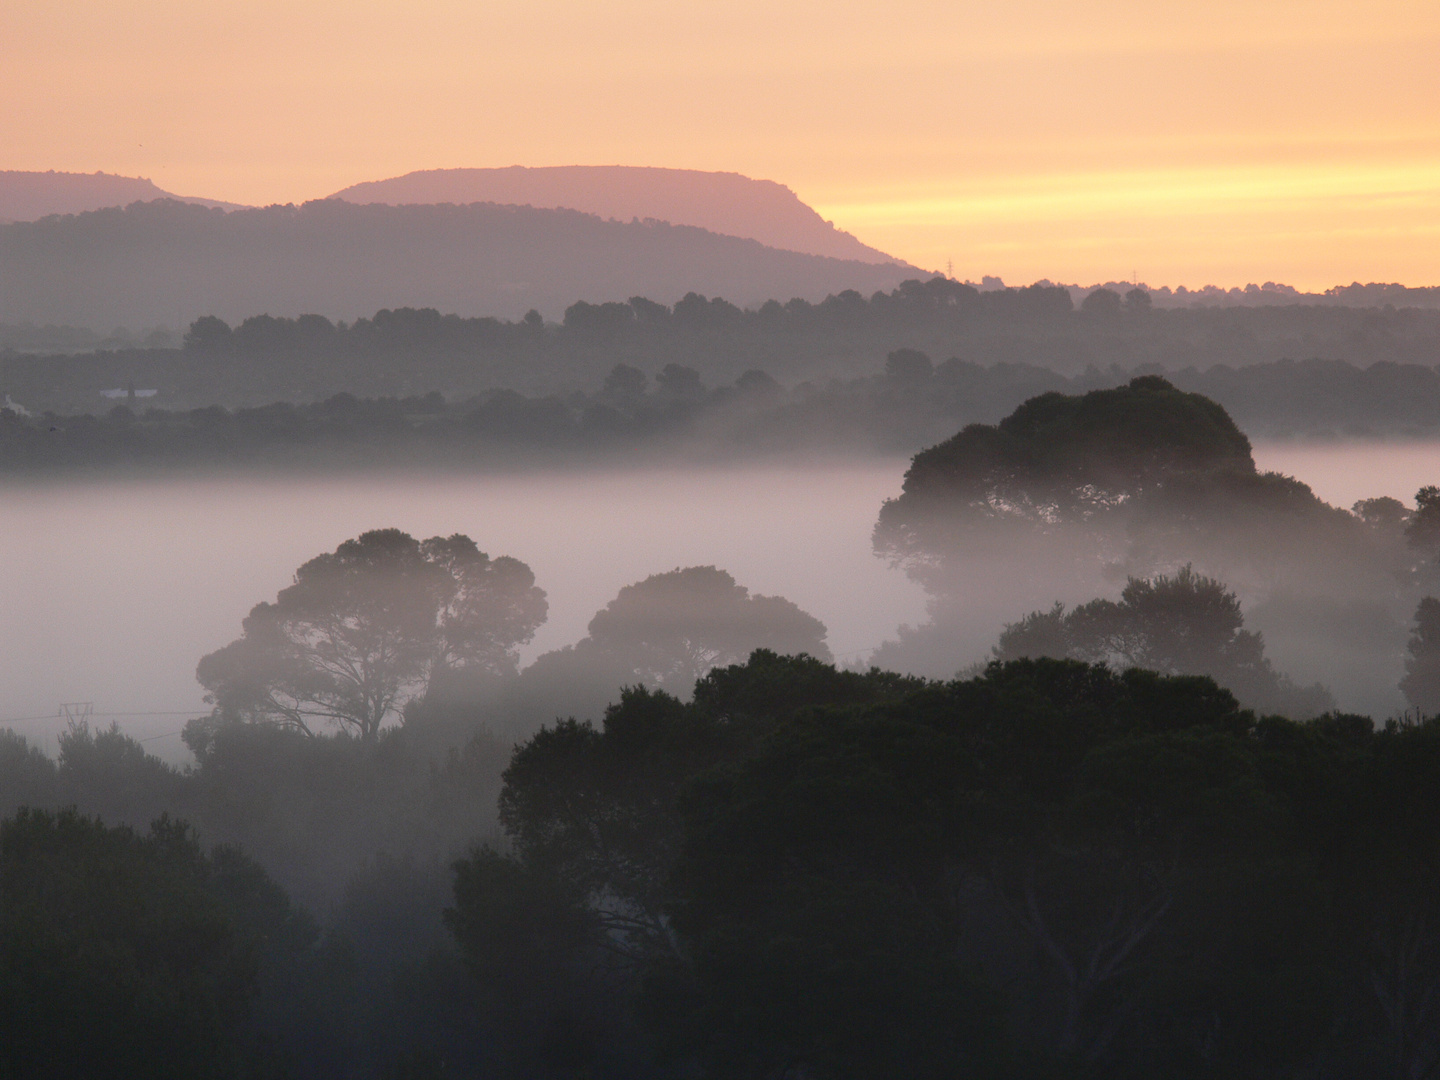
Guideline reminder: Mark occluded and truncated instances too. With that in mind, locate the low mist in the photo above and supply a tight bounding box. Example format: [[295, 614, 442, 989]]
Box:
[[1, 440, 1429, 757], [0, 463, 926, 756]]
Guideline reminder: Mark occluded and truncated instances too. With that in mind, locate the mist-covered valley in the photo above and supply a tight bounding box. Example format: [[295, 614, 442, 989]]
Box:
[[8, 324, 1440, 1077], [0, 434, 1429, 753], [11, 0, 1440, 1059], [0, 463, 927, 754], [10, 172, 1440, 1080]]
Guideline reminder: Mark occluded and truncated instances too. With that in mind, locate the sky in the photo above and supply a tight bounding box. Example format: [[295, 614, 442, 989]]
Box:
[[3, 0, 1438, 289]]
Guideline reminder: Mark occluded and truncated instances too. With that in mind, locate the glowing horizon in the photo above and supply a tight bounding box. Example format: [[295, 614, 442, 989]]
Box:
[[4, 0, 1437, 291]]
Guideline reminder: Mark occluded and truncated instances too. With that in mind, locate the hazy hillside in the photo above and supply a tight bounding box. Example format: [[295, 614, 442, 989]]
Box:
[[0, 198, 917, 329], [0, 170, 241, 223], [330, 165, 902, 265]]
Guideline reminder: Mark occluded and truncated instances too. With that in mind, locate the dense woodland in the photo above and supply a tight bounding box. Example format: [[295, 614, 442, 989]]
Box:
[[5, 347, 1440, 476], [12, 655, 1440, 1078], [2, 276, 1440, 419], [7, 378, 1440, 1077]]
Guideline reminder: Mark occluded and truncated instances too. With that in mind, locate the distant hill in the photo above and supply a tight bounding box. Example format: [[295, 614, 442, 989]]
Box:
[[0, 198, 918, 329], [330, 166, 902, 265], [0, 171, 242, 223]]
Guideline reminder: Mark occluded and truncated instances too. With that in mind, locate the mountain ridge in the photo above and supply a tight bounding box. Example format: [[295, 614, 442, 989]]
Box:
[[0, 170, 243, 223], [328, 165, 900, 265], [0, 198, 918, 329]]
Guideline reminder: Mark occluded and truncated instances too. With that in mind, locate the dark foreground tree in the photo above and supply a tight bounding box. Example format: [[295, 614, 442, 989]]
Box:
[[660, 660, 1329, 1076], [196, 529, 546, 740], [994, 565, 1334, 717], [1401, 596, 1440, 713], [458, 652, 1380, 1078], [1409, 487, 1440, 561], [0, 808, 312, 1080], [450, 652, 920, 1077], [445, 848, 611, 1078]]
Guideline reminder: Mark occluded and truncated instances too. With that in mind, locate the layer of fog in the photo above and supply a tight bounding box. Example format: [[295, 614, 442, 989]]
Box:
[[0, 463, 926, 758], [1250, 441, 1440, 509], [0, 442, 1431, 760], [1242, 440, 1438, 718]]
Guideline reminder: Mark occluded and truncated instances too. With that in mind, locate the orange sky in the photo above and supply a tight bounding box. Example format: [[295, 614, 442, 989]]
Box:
[[4, 0, 1438, 289]]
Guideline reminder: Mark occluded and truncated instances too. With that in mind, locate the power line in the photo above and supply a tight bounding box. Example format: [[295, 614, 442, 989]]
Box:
[[0, 709, 204, 726]]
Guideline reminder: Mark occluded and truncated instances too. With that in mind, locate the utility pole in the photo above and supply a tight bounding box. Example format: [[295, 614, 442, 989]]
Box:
[[59, 702, 94, 726]]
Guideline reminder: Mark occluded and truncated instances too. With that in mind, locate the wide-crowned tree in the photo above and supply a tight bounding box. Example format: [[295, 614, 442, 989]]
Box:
[[581, 565, 830, 691], [874, 376, 1255, 568], [872, 376, 1375, 587], [869, 376, 1396, 689], [506, 566, 830, 730], [197, 529, 546, 740], [993, 565, 1334, 717]]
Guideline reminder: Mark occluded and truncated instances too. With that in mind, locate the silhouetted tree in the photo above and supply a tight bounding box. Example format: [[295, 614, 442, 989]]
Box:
[[445, 848, 609, 1076], [1081, 287, 1123, 316], [196, 529, 546, 740], [517, 566, 831, 719], [479, 652, 1372, 1077], [0, 731, 57, 819], [875, 377, 1254, 567], [183, 314, 233, 351], [1355, 495, 1410, 529], [655, 363, 704, 400], [601, 362, 647, 399], [734, 368, 780, 397], [590, 566, 827, 686]]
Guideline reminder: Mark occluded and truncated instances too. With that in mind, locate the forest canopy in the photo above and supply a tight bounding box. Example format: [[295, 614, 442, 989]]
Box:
[[5, 271, 1440, 423], [5, 355, 1440, 477]]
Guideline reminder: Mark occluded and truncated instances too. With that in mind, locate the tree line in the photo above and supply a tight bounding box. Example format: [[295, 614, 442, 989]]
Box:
[[5, 353, 1440, 476], [4, 274, 1440, 412]]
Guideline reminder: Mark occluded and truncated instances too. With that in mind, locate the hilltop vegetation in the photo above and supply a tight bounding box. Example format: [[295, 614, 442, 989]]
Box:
[[0, 169, 239, 222], [0, 199, 916, 330]]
